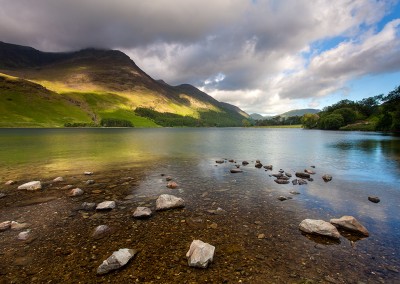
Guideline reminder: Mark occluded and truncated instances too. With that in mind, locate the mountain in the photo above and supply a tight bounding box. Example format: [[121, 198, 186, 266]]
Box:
[[250, 113, 265, 120], [0, 41, 248, 127], [279, 108, 320, 118]]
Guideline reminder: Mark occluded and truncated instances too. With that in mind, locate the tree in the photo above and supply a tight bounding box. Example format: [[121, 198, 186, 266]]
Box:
[[333, 108, 357, 125], [320, 114, 344, 130], [242, 119, 251, 127], [301, 113, 319, 129]]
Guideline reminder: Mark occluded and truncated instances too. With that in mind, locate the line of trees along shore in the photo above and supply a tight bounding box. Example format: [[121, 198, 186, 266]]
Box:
[[301, 85, 400, 132]]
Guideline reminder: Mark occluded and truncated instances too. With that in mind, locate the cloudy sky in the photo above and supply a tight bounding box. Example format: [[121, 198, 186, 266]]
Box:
[[1, 0, 400, 115]]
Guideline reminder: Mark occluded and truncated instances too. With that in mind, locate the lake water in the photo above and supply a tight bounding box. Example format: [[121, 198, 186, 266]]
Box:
[[0, 128, 399, 283]]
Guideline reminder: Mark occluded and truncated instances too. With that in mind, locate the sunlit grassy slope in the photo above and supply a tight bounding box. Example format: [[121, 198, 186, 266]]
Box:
[[0, 74, 158, 127]]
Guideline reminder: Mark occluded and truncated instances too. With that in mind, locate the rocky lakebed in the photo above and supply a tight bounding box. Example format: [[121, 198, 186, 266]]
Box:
[[0, 158, 399, 283]]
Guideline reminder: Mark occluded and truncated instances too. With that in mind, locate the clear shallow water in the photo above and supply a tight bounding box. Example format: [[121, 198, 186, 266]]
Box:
[[1, 128, 400, 283]]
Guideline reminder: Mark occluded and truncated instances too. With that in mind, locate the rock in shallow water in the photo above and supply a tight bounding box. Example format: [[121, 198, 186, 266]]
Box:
[[5, 180, 16, 185], [167, 181, 178, 189], [230, 168, 243, 173], [330, 216, 369, 236], [186, 240, 215, 268], [53, 177, 64, 182], [295, 172, 310, 179], [97, 248, 137, 275], [18, 181, 42, 191], [322, 174, 332, 182], [133, 207, 152, 218], [156, 194, 185, 211], [92, 225, 112, 239], [0, 221, 11, 232], [11, 221, 30, 230], [81, 202, 97, 211], [299, 219, 340, 239], [69, 188, 84, 197], [96, 201, 116, 210], [368, 196, 380, 203]]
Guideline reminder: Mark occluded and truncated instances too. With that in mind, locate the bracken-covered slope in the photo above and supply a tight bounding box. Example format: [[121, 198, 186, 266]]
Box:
[[0, 41, 249, 127]]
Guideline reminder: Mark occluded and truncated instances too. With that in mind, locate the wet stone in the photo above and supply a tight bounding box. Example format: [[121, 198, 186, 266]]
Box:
[[84, 171, 93, 175], [242, 161, 249, 165], [69, 188, 84, 197], [80, 202, 97, 211], [96, 201, 116, 210], [155, 194, 185, 211], [53, 177, 64, 182], [305, 169, 316, 175], [62, 185, 74, 190], [18, 181, 42, 191], [186, 240, 215, 269], [285, 172, 292, 177], [0, 193, 6, 199], [133, 207, 152, 219], [0, 221, 11, 232], [85, 180, 95, 185], [215, 160, 224, 164], [298, 179, 308, 185], [92, 225, 112, 239], [97, 248, 137, 275], [17, 230, 32, 241], [167, 181, 178, 189], [330, 216, 369, 236], [295, 172, 310, 179], [275, 179, 290, 184], [10, 221, 30, 230], [277, 196, 292, 201], [368, 196, 380, 203], [299, 219, 340, 239], [230, 168, 243, 173], [255, 162, 263, 168], [290, 191, 300, 195], [322, 174, 333, 182], [5, 180, 17, 185]]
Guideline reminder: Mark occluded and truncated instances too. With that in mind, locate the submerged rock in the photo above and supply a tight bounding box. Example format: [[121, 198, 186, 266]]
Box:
[[277, 196, 292, 201], [230, 168, 243, 173], [215, 160, 224, 164], [10, 221, 30, 230], [96, 201, 116, 210], [166, 176, 173, 181], [133, 207, 153, 219], [304, 169, 316, 175], [167, 181, 178, 189], [186, 240, 215, 268], [156, 194, 185, 211], [85, 180, 95, 185], [274, 179, 290, 184], [255, 162, 263, 168], [298, 179, 308, 185], [69, 188, 84, 197], [97, 248, 137, 275], [207, 207, 226, 215], [18, 181, 42, 191], [80, 202, 97, 211], [242, 161, 249, 165], [292, 179, 298, 185], [290, 191, 300, 195], [92, 225, 112, 239], [0, 221, 11, 232], [368, 196, 380, 203], [264, 165, 273, 170], [322, 174, 332, 182], [53, 177, 64, 182], [299, 219, 340, 239], [330, 216, 369, 236], [295, 172, 310, 179], [285, 172, 292, 177]]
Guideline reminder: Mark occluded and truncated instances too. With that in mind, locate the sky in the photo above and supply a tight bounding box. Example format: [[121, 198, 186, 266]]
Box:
[[1, 0, 400, 115]]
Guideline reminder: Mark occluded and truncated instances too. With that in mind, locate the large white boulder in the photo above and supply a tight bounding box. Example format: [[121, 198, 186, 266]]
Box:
[[18, 181, 42, 190], [97, 248, 137, 275], [330, 216, 369, 236], [155, 194, 185, 211], [186, 240, 215, 268], [299, 219, 340, 239]]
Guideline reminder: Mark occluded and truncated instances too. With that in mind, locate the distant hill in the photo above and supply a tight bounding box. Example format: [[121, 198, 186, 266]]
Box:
[[279, 108, 320, 118], [0, 41, 248, 127], [250, 109, 320, 121]]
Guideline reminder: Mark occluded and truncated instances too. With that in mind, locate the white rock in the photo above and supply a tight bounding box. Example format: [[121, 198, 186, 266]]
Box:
[[155, 194, 185, 211], [330, 216, 369, 236], [186, 240, 215, 268], [10, 221, 30, 230], [96, 201, 116, 210], [84, 171, 93, 175], [0, 221, 11, 231], [53, 177, 64, 182], [5, 180, 16, 185], [97, 248, 137, 275], [18, 181, 42, 190], [69, 188, 84, 197], [133, 207, 153, 218], [17, 230, 31, 241], [299, 219, 340, 239], [92, 225, 112, 239]]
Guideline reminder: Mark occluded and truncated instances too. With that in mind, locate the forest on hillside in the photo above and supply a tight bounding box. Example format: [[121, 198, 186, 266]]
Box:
[[301, 85, 400, 132]]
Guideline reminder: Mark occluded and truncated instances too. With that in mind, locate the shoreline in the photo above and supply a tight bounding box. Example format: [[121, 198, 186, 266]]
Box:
[[1, 161, 399, 283]]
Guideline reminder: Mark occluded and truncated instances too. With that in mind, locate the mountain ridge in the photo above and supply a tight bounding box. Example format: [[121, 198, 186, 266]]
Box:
[[0, 41, 249, 127]]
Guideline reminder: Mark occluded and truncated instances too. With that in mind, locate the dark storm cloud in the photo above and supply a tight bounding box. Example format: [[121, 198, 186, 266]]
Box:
[[0, 0, 399, 114]]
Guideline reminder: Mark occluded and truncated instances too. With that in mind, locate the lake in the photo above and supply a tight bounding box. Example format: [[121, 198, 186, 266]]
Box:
[[0, 128, 399, 283]]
